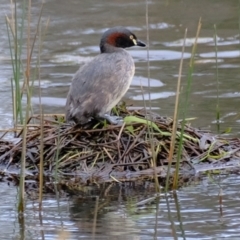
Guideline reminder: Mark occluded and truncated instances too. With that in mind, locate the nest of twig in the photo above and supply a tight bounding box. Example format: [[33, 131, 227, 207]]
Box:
[[0, 108, 240, 193]]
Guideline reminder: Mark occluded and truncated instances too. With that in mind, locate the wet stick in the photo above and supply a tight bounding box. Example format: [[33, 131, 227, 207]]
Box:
[[145, 0, 161, 193], [214, 24, 220, 133], [92, 197, 99, 240], [165, 193, 178, 240], [174, 19, 201, 189], [19, 0, 35, 214], [173, 191, 186, 239], [153, 196, 161, 238], [166, 18, 202, 191], [38, 21, 43, 205], [165, 28, 187, 191], [35, 7, 49, 204]]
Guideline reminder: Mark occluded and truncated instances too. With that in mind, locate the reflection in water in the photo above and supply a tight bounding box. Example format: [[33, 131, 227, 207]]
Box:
[[1, 0, 240, 239], [1, 177, 240, 239]]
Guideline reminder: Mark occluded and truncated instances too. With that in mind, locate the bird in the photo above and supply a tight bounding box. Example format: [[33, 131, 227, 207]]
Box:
[[65, 26, 146, 125]]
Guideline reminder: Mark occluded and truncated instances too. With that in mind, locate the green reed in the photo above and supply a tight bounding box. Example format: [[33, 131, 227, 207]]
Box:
[[165, 19, 202, 191], [174, 19, 201, 189], [6, 0, 26, 126], [6, 0, 46, 213], [6, 0, 28, 214]]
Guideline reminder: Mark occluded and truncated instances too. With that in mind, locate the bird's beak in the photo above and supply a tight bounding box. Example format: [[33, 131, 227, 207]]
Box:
[[136, 40, 146, 47]]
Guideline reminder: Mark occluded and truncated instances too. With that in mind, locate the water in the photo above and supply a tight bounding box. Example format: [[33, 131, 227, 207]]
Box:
[[1, 176, 240, 239], [0, 0, 240, 238]]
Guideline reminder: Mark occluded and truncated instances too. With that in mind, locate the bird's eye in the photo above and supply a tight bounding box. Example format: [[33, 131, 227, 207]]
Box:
[[130, 35, 137, 45]]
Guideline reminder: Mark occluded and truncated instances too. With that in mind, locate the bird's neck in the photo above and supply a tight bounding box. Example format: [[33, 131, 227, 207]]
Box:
[[100, 43, 124, 53]]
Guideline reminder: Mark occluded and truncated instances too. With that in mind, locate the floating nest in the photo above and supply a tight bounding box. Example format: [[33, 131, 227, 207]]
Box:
[[0, 107, 240, 194]]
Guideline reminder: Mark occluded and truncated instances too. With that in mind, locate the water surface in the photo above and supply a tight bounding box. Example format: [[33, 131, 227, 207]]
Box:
[[0, 0, 240, 239]]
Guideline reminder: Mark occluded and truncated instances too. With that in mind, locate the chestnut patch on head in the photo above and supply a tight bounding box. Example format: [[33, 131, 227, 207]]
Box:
[[106, 33, 122, 46], [106, 32, 135, 48]]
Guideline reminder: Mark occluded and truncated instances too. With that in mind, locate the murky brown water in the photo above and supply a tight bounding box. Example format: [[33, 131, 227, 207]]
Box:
[[1, 0, 240, 239]]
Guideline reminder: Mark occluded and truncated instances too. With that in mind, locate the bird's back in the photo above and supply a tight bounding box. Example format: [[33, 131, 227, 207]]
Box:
[[65, 49, 135, 124]]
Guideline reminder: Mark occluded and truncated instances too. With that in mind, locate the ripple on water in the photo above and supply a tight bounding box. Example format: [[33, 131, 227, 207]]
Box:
[[163, 36, 223, 47], [131, 76, 164, 87], [200, 50, 240, 59], [50, 54, 93, 64], [131, 91, 176, 101], [58, 48, 192, 62]]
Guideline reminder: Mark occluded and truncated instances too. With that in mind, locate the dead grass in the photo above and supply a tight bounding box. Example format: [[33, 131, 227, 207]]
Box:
[[0, 108, 240, 194]]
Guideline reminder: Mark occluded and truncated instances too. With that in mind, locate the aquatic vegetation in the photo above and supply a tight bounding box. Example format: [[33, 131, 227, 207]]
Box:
[[0, 108, 239, 194]]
